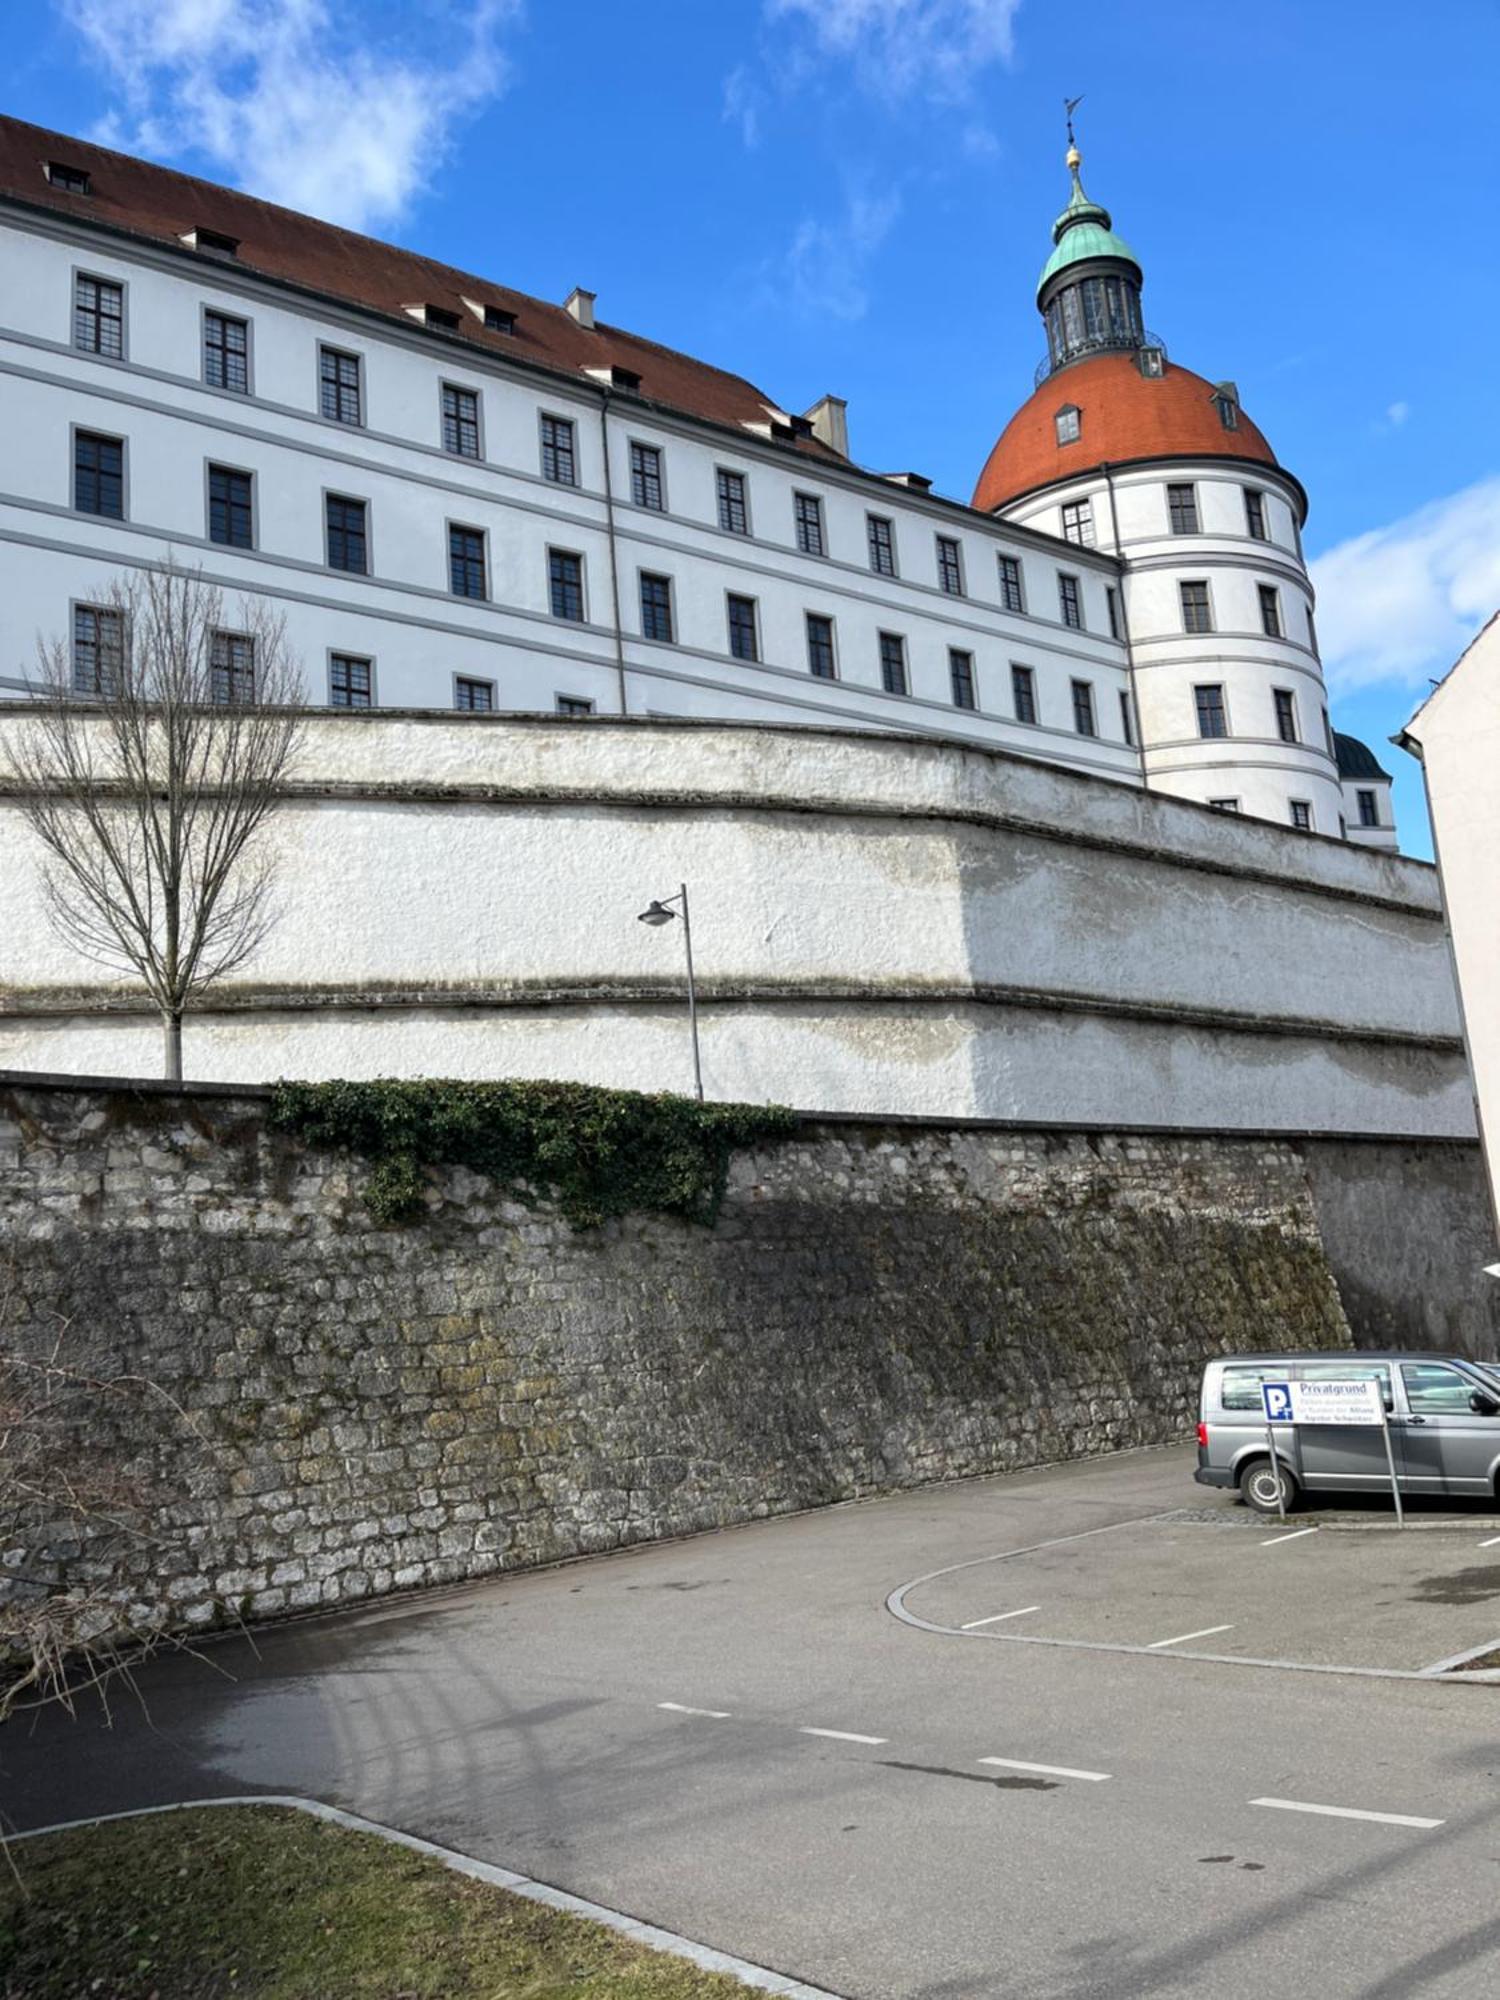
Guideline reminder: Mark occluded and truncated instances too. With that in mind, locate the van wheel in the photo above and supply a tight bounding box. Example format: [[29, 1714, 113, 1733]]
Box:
[[1239, 1456, 1300, 1516]]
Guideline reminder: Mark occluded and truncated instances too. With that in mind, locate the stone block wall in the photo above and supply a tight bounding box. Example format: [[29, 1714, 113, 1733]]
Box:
[[0, 1079, 1357, 1634]]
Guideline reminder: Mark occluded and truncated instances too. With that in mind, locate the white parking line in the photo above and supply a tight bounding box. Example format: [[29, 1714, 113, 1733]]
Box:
[[799, 1728, 887, 1745], [1251, 1797, 1444, 1830], [961, 1606, 1041, 1630], [1147, 1624, 1234, 1649], [980, 1757, 1111, 1783], [1479, 1534, 1500, 1549], [657, 1702, 731, 1719], [1261, 1527, 1318, 1546]]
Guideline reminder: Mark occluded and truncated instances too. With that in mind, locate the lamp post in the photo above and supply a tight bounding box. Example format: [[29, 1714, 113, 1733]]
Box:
[[637, 882, 703, 1100]]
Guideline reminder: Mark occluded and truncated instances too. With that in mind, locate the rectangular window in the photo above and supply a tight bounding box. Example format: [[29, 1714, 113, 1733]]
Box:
[[1061, 498, 1095, 548], [630, 441, 665, 511], [936, 535, 964, 595], [1244, 488, 1268, 540], [727, 593, 759, 662], [204, 310, 249, 393], [540, 413, 577, 485], [74, 430, 123, 518], [549, 548, 584, 622], [1273, 688, 1298, 743], [1180, 580, 1213, 633], [455, 676, 494, 712], [1071, 679, 1096, 736], [1290, 800, 1313, 832], [1011, 663, 1037, 724], [949, 648, 976, 710], [73, 273, 123, 358], [72, 604, 123, 696], [1194, 683, 1228, 738], [1058, 573, 1083, 629], [1357, 787, 1380, 828], [867, 514, 896, 577], [448, 524, 486, 599], [998, 555, 1025, 613], [640, 572, 674, 642], [329, 653, 373, 708], [1308, 607, 1320, 653], [1168, 483, 1200, 534], [319, 346, 361, 425], [325, 494, 368, 575], [1322, 706, 1335, 756], [1258, 583, 1283, 638], [794, 491, 825, 556], [208, 465, 253, 549], [1119, 690, 1135, 745], [878, 631, 908, 696], [806, 612, 836, 679], [48, 161, 91, 195], [1106, 585, 1121, 639], [441, 384, 480, 459], [1209, 798, 1240, 813], [210, 629, 255, 706], [557, 695, 595, 717], [716, 468, 749, 535]]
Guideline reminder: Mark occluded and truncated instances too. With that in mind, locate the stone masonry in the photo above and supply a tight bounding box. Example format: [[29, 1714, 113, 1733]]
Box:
[[0, 1079, 1356, 1637]]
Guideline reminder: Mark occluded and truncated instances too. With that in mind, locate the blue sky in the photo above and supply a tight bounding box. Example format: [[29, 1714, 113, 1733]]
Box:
[[10, 0, 1500, 856]]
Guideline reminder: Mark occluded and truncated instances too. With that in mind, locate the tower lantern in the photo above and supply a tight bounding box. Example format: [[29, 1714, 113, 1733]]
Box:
[[1037, 135, 1146, 375]]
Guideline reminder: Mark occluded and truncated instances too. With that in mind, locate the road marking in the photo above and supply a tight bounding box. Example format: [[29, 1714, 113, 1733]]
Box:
[[657, 1702, 731, 1719], [1148, 1624, 1234, 1649], [1251, 1797, 1444, 1831], [799, 1727, 888, 1745], [1261, 1527, 1318, 1546], [980, 1757, 1111, 1783], [961, 1606, 1041, 1630], [1479, 1534, 1500, 1549]]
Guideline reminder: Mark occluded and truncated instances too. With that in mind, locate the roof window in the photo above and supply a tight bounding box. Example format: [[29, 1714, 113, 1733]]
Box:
[[1138, 345, 1165, 378], [1055, 404, 1081, 445], [46, 160, 91, 195], [484, 305, 516, 335], [405, 302, 460, 330], [181, 226, 240, 256], [1212, 382, 1240, 430]]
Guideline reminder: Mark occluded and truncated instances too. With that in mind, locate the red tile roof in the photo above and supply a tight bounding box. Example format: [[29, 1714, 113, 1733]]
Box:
[[972, 350, 1288, 515], [0, 115, 840, 458]]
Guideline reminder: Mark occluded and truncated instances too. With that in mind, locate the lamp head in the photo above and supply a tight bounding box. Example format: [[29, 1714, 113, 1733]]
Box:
[[638, 900, 677, 927]]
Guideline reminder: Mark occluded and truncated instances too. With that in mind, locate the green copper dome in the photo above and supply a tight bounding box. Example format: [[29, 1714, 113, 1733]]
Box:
[[1037, 152, 1142, 301]]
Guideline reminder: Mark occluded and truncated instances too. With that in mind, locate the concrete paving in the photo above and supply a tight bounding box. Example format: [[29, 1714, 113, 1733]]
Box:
[[9, 1446, 1500, 1998]]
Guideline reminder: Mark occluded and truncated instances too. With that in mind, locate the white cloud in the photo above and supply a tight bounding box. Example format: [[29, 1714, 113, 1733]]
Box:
[[774, 187, 902, 320], [1385, 400, 1410, 428], [764, 0, 1021, 101], [1311, 476, 1500, 694], [722, 64, 764, 148], [60, 0, 518, 231]]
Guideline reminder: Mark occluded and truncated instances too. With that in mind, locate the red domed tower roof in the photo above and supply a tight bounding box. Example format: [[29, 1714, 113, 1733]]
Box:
[[973, 350, 1285, 514]]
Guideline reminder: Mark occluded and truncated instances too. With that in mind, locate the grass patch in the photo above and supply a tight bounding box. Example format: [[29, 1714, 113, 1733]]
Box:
[[0, 1805, 755, 1998]]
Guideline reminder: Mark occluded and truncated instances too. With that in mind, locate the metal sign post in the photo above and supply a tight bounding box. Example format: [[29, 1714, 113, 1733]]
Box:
[[1264, 1421, 1287, 1523], [1378, 1403, 1405, 1529]]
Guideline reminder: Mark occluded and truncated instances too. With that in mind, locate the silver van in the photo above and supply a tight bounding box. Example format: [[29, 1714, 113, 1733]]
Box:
[[1196, 1353, 1500, 1514]]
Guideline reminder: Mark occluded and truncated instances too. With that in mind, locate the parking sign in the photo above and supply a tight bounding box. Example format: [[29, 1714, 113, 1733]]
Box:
[[1261, 1381, 1294, 1423], [1261, 1379, 1384, 1427]]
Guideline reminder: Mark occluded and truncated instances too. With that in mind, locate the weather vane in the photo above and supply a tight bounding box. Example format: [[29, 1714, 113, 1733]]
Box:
[[1064, 94, 1084, 148]]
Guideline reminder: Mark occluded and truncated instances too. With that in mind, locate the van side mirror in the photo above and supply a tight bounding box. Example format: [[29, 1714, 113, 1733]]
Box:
[[1470, 1390, 1500, 1416]]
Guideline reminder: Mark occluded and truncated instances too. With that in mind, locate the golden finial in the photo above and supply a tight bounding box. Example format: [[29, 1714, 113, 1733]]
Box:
[[1064, 93, 1084, 171]]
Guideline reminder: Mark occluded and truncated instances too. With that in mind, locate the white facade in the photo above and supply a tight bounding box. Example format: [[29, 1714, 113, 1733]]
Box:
[[999, 458, 1347, 835], [0, 200, 1140, 785], [0, 713, 1467, 1136]]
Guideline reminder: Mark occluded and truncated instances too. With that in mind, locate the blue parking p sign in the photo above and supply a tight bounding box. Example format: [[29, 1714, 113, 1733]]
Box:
[[1261, 1381, 1294, 1423]]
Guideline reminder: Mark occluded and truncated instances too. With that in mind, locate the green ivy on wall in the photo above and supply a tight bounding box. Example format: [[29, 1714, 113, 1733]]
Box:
[[269, 1078, 798, 1229]]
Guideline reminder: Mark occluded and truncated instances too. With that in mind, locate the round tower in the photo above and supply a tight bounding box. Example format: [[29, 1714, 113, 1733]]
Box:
[[974, 140, 1346, 838]]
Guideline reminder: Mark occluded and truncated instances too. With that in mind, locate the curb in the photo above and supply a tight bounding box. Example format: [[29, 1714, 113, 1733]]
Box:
[[10, 1794, 846, 2000]]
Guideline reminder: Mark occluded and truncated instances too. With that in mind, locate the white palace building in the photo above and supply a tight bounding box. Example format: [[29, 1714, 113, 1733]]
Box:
[[0, 115, 1397, 849]]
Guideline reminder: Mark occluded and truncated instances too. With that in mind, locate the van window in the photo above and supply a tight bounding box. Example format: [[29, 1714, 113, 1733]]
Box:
[[1400, 1362, 1478, 1414], [1220, 1367, 1286, 1412]]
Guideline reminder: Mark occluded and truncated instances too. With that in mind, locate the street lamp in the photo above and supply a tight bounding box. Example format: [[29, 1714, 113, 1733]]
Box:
[[637, 882, 702, 1100]]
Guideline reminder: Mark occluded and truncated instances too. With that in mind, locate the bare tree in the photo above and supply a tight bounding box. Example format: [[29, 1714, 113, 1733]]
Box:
[[13, 563, 304, 1079]]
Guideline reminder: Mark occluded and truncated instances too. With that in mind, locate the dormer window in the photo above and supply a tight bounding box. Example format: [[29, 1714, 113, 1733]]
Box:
[[1212, 383, 1240, 431], [406, 302, 460, 330], [484, 305, 516, 334], [1138, 346, 1165, 378], [610, 365, 641, 391], [46, 160, 91, 195], [181, 226, 239, 257], [1055, 404, 1081, 445]]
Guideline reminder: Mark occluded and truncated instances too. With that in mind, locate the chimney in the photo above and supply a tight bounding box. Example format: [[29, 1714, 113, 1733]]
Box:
[[565, 287, 596, 330], [804, 393, 849, 458]]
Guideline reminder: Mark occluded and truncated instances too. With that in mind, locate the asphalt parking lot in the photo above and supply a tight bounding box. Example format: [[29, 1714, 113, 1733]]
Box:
[[895, 1498, 1500, 1675]]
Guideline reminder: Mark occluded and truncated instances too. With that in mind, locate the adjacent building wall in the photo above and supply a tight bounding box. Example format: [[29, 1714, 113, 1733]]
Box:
[[0, 715, 1468, 1134]]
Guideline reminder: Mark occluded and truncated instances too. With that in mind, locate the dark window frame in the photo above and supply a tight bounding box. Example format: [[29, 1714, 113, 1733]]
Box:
[[1194, 683, 1229, 739], [548, 547, 585, 622], [318, 344, 362, 426], [556, 695, 595, 717], [867, 514, 897, 577], [948, 647, 976, 710], [210, 628, 255, 707], [1258, 583, 1283, 638], [806, 611, 837, 679], [329, 652, 373, 708], [448, 524, 487, 600], [936, 535, 964, 596], [1167, 483, 1200, 535], [640, 571, 675, 643], [878, 630, 908, 696], [1357, 788, 1380, 828], [1273, 688, 1298, 743], [207, 463, 254, 550], [716, 467, 749, 535], [72, 603, 124, 696], [998, 555, 1025, 614], [1180, 580, 1213, 634], [1058, 573, 1083, 629], [1061, 498, 1095, 548], [441, 382, 481, 459], [203, 308, 250, 393], [540, 412, 578, 486], [1010, 662, 1038, 725], [325, 493, 369, 576], [73, 272, 124, 359], [73, 429, 124, 519], [1290, 799, 1313, 832], [630, 440, 666, 512], [1244, 487, 1268, 541], [1071, 678, 1096, 737], [726, 592, 759, 662], [794, 491, 825, 556], [454, 675, 495, 712]]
